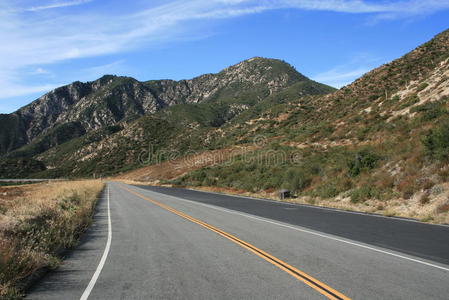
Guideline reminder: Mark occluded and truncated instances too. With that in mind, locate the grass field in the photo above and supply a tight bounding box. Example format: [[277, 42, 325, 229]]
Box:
[[0, 180, 104, 298]]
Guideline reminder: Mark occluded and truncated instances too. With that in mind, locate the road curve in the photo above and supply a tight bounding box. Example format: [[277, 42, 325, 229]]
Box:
[[27, 182, 449, 299]]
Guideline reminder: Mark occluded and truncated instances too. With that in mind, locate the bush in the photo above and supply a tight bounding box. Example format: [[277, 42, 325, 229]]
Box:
[[356, 126, 370, 141], [349, 115, 362, 123], [419, 192, 430, 205], [411, 101, 447, 122], [347, 149, 381, 177], [390, 95, 400, 102], [312, 183, 340, 199], [402, 189, 414, 200], [284, 168, 311, 194], [422, 120, 449, 161], [436, 200, 449, 214], [191, 170, 207, 182], [349, 186, 380, 203], [398, 95, 419, 110], [417, 82, 429, 92]]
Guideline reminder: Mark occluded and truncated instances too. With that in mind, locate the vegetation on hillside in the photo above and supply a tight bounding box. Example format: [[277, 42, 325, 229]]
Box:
[[0, 58, 334, 179], [0, 115, 26, 155], [0, 159, 46, 179], [0, 57, 333, 162], [164, 29, 449, 223]]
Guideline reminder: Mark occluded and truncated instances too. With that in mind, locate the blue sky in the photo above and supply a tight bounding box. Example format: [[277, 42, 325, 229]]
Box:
[[1, 0, 449, 113]]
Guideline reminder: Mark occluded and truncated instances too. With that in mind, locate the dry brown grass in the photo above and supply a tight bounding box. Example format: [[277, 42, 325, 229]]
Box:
[[120, 167, 449, 225], [0, 180, 104, 298], [115, 145, 255, 182]]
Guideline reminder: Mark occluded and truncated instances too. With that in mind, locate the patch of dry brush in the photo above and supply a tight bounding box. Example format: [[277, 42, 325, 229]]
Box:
[[0, 180, 104, 298]]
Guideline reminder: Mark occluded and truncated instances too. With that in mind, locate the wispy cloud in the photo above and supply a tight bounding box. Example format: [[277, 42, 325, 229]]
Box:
[[30, 68, 52, 75], [311, 54, 382, 88], [370, 0, 449, 20], [26, 0, 93, 12], [223, 0, 449, 16], [312, 67, 371, 88], [0, 82, 59, 99], [85, 60, 127, 78], [1, 0, 449, 109]]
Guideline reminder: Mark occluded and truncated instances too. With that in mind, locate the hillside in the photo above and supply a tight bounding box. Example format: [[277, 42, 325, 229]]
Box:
[[2, 28, 449, 223], [0, 57, 334, 177], [124, 29, 449, 223]]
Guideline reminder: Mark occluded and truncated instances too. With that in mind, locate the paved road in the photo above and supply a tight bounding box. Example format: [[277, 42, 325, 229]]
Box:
[[28, 182, 449, 299], [138, 185, 449, 265]]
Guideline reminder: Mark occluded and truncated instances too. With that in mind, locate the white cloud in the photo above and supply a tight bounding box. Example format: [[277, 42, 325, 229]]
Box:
[[215, 0, 449, 16], [1, 0, 448, 106], [30, 68, 51, 75], [312, 67, 371, 88], [26, 0, 93, 12], [311, 53, 381, 87], [0, 82, 59, 99], [85, 60, 126, 78]]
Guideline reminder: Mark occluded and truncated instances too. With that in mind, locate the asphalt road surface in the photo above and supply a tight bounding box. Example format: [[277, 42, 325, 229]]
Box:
[[27, 182, 449, 299]]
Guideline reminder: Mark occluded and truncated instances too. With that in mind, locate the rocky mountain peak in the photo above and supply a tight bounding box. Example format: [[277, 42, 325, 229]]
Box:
[[220, 57, 306, 82], [0, 58, 334, 157]]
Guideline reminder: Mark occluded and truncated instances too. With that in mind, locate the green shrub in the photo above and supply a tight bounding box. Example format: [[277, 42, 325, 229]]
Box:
[[312, 183, 340, 199], [191, 170, 207, 182], [349, 115, 362, 123], [283, 168, 311, 194], [349, 186, 380, 203], [398, 95, 419, 110], [356, 126, 370, 141], [411, 101, 447, 122], [390, 95, 400, 102], [417, 82, 429, 92], [422, 120, 449, 161], [347, 149, 381, 177]]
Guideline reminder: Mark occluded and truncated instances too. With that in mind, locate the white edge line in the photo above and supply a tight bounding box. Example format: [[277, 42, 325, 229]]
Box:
[[80, 184, 112, 300], [131, 184, 449, 273], [184, 187, 449, 228]]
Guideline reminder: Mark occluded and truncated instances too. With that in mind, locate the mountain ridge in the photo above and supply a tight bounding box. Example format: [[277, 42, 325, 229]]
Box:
[[87, 28, 449, 224], [0, 57, 334, 157], [3, 28, 449, 222]]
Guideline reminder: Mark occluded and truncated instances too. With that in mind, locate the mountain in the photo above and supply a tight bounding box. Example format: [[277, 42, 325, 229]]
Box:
[[2, 28, 449, 223], [121, 29, 449, 223], [0, 57, 335, 177]]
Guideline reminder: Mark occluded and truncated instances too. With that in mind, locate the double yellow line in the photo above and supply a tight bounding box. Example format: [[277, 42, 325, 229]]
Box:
[[122, 186, 350, 300]]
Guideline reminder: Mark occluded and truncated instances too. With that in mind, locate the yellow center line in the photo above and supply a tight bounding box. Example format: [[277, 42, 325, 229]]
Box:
[[121, 186, 351, 300]]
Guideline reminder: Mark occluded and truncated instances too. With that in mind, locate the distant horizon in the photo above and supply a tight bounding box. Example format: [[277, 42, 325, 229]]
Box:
[[1, 0, 449, 113]]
